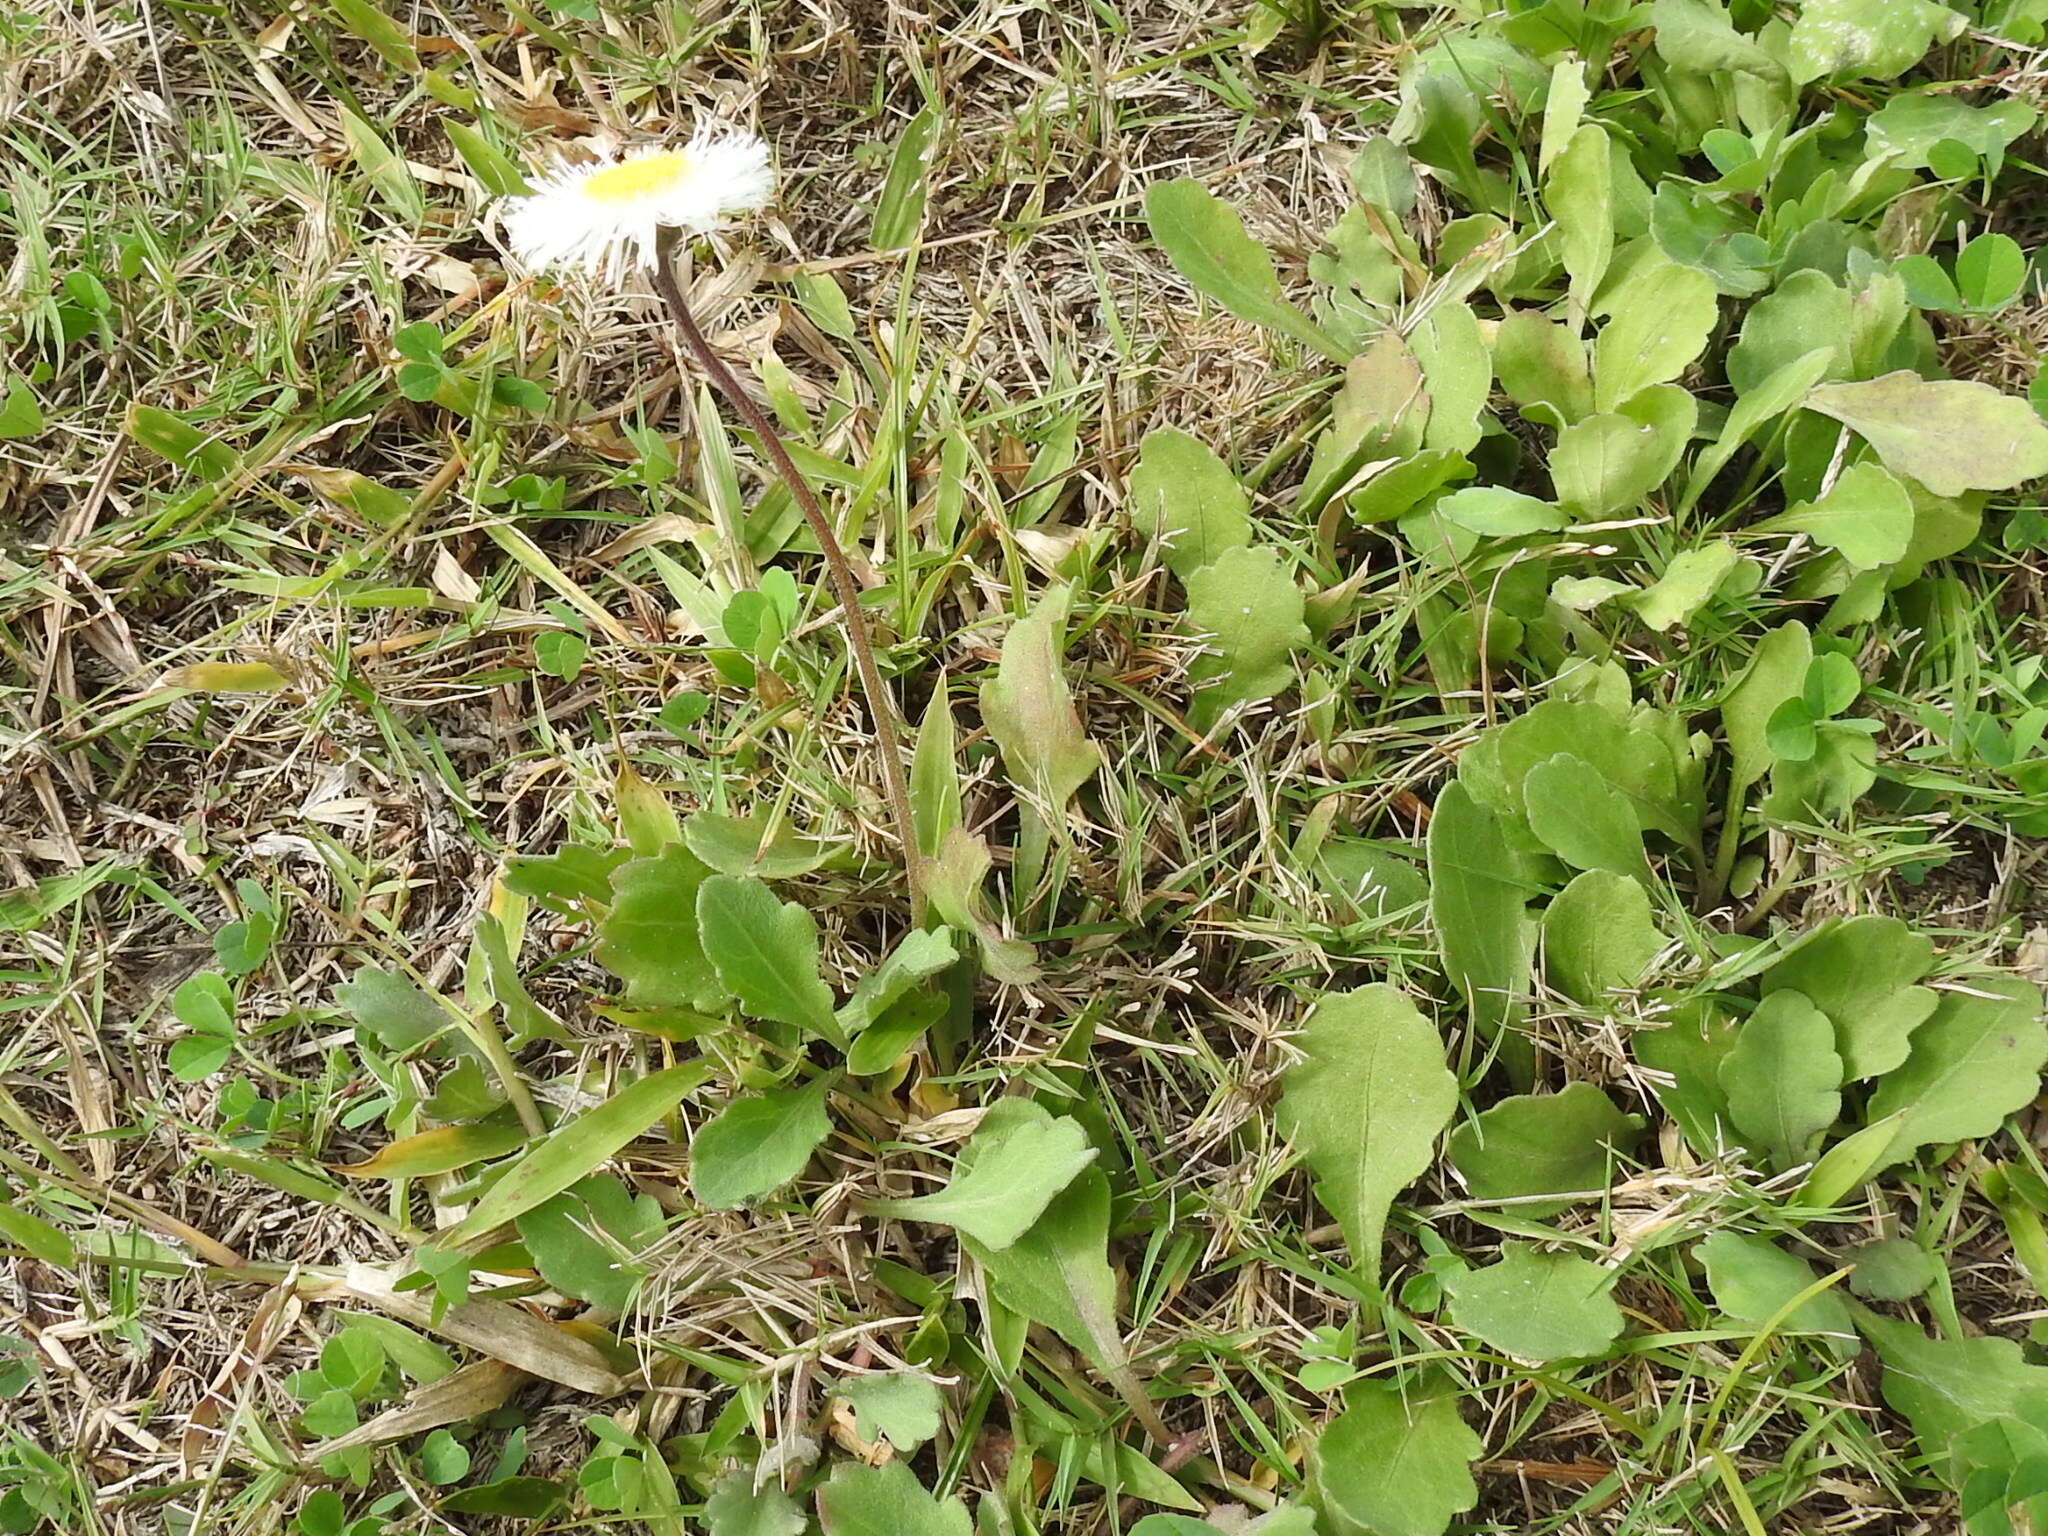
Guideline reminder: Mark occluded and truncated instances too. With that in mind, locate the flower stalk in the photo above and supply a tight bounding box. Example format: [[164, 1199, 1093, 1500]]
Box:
[[649, 226, 924, 916]]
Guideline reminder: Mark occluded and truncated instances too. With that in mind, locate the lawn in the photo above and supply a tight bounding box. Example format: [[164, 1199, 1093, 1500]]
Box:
[[6, 0, 2048, 1533]]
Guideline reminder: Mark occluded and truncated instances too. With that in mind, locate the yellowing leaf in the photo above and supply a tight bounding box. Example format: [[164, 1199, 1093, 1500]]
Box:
[[1803, 372, 2048, 497], [333, 1117, 527, 1180], [979, 584, 1101, 815], [159, 662, 290, 693]]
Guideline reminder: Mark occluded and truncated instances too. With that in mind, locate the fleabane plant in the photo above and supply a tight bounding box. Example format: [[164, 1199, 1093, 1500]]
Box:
[[502, 130, 774, 280], [500, 122, 923, 914]]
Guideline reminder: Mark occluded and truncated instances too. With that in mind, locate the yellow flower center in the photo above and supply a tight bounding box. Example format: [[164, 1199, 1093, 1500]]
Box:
[[583, 153, 692, 205]]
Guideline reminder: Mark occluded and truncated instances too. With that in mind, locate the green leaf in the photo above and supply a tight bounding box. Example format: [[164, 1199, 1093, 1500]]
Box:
[[443, 1477, 566, 1519], [1310, 1378, 1481, 1536], [835, 1371, 943, 1451], [871, 106, 942, 250], [837, 927, 958, 1037], [1184, 545, 1310, 724], [1348, 449, 1473, 524], [845, 988, 947, 1077], [1755, 462, 1915, 569], [1492, 310, 1592, 425], [1445, 1244, 1623, 1362], [0, 1202, 76, 1267], [1592, 259, 1718, 411], [1955, 233, 2027, 311], [690, 1079, 833, 1210], [1866, 93, 2037, 170], [959, 1109, 1150, 1431], [596, 847, 727, 1013], [1845, 1238, 1941, 1303], [1803, 372, 2048, 497], [910, 683, 963, 860], [1787, 0, 1967, 83], [1428, 783, 1535, 1082], [681, 813, 832, 879], [1278, 985, 1458, 1285], [704, 1472, 805, 1536], [1867, 978, 2048, 1164], [327, 0, 419, 72], [431, 1062, 712, 1248], [126, 402, 239, 479], [334, 1115, 527, 1180], [174, 972, 234, 1035], [1866, 1313, 2048, 1462], [1129, 427, 1253, 582], [1553, 385, 1696, 518], [1761, 916, 1937, 1080], [696, 876, 838, 1038], [1720, 990, 1843, 1168], [1686, 347, 1839, 510], [1650, 0, 1787, 80], [516, 1174, 663, 1310], [1434, 486, 1566, 537], [338, 107, 425, 224], [1629, 539, 1742, 632], [1726, 272, 1851, 396], [873, 1100, 1096, 1251], [1696, 1232, 1856, 1350], [1144, 179, 1347, 363], [979, 584, 1102, 815], [1447, 1082, 1643, 1217], [1522, 753, 1644, 876], [1547, 124, 1612, 319], [1722, 621, 1812, 799], [444, 121, 531, 197], [1410, 301, 1490, 454], [0, 376, 45, 439], [335, 964, 449, 1051], [815, 1461, 970, 1536], [1542, 870, 1666, 1004]]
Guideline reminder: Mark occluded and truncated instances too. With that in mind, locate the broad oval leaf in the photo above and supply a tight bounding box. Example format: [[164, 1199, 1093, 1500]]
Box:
[[1803, 372, 2048, 497], [691, 1078, 833, 1210]]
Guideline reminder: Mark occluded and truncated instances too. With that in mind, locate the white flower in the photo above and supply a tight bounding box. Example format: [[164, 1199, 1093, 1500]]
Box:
[[500, 125, 773, 278]]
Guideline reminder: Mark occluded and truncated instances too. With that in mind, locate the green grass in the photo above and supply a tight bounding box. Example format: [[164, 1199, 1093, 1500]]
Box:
[[5, 0, 2048, 1533]]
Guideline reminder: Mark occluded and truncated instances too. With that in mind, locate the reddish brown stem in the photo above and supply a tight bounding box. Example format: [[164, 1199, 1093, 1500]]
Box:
[[651, 229, 923, 917]]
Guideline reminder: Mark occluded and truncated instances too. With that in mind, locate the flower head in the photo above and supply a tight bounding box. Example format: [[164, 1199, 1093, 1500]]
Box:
[[501, 125, 773, 279]]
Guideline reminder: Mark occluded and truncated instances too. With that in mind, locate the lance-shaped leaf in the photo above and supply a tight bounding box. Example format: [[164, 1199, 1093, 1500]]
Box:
[[872, 1101, 1096, 1251], [431, 1062, 712, 1248], [1278, 985, 1458, 1286], [1145, 178, 1348, 363], [979, 584, 1101, 816], [1184, 545, 1310, 725], [1722, 620, 1812, 803], [1719, 990, 1842, 1168], [1129, 427, 1252, 582], [958, 1102, 1168, 1441], [1427, 783, 1536, 1084]]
